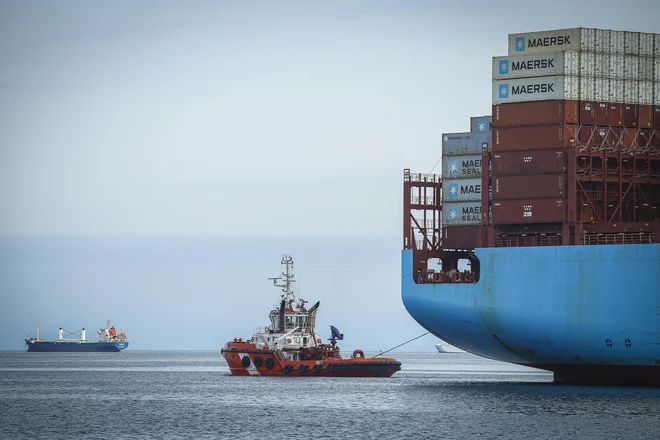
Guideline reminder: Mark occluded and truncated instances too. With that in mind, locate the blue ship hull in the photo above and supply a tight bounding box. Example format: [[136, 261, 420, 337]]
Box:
[[25, 341, 128, 352], [401, 243, 660, 386]]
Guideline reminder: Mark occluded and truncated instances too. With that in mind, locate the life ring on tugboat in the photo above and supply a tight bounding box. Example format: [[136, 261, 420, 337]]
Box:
[[253, 356, 263, 368], [298, 364, 307, 374], [241, 356, 251, 367], [287, 339, 292, 343], [282, 364, 293, 374], [312, 364, 321, 373], [264, 357, 275, 369], [317, 338, 322, 343], [352, 350, 365, 359]]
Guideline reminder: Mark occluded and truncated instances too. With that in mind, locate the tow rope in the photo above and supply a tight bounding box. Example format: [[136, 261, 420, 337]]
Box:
[[373, 331, 430, 358]]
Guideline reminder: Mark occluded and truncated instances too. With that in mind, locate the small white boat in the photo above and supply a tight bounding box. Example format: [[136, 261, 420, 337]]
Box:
[[435, 341, 464, 353]]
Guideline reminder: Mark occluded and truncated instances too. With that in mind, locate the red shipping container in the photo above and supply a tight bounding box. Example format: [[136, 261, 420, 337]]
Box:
[[622, 104, 638, 128], [494, 125, 577, 152], [492, 100, 578, 128], [492, 199, 566, 225], [654, 106, 660, 129], [608, 104, 623, 126], [442, 225, 480, 249], [580, 101, 595, 125], [638, 105, 653, 129], [492, 149, 567, 176], [578, 126, 620, 148], [653, 131, 660, 152], [494, 174, 566, 200], [594, 102, 608, 126], [622, 128, 640, 150], [637, 128, 653, 151]]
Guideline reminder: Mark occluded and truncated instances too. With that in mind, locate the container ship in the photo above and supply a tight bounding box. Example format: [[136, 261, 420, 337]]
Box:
[[402, 27, 660, 386], [24, 320, 129, 352]]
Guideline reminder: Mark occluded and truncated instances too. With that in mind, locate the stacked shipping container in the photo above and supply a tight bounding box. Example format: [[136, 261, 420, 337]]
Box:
[[440, 123, 492, 248], [490, 27, 659, 232]]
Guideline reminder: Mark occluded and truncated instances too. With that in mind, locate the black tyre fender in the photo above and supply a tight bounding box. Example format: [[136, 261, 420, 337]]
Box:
[[253, 356, 263, 368], [312, 364, 321, 373], [298, 364, 307, 374], [264, 357, 275, 369], [282, 364, 293, 374], [241, 356, 251, 368]]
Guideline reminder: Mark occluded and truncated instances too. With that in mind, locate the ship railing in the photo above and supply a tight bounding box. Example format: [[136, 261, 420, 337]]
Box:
[[404, 171, 441, 184], [582, 233, 655, 245], [494, 235, 562, 248]]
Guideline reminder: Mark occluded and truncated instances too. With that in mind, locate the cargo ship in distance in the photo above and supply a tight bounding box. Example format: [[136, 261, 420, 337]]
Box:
[[25, 320, 129, 352], [403, 27, 660, 386], [221, 255, 401, 377]]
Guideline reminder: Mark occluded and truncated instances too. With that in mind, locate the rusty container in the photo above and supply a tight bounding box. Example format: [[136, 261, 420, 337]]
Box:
[[638, 105, 653, 128], [492, 198, 566, 225], [580, 101, 596, 125], [637, 128, 653, 151], [653, 130, 660, 152], [492, 100, 578, 128], [494, 124, 577, 152], [442, 225, 480, 250], [578, 126, 621, 148], [622, 104, 638, 128], [494, 174, 566, 200], [607, 103, 624, 126], [594, 102, 608, 125], [492, 149, 567, 176], [654, 106, 660, 129]]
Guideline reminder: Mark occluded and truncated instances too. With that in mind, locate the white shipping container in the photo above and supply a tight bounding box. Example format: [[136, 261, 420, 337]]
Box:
[[609, 79, 625, 103], [442, 132, 491, 157], [623, 80, 640, 105], [580, 77, 596, 101], [624, 31, 640, 55], [623, 55, 640, 80], [656, 34, 660, 58], [638, 81, 653, 105], [492, 76, 578, 104], [580, 52, 596, 77], [442, 201, 489, 227], [654, 82, 660, 106], [639, 33, 654, 56], [609, 55, 625, 78], [492, 51, 578, 80], [594, 53, 610, 77], [508, 28, 581, 55], [442, 155, 484, 178], [442, 178, 487, 203], [655, 58, 660, 82], [639, 57, 654, 81], [581, 28, 596, 52], [470, 116, 492, 133], [610, 30, 625, 54], [595, 29, 610, 53], [595, 77, 609, 102]]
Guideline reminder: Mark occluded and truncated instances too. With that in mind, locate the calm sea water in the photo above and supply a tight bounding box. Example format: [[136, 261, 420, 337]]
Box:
[[1, 351, 659, 439]]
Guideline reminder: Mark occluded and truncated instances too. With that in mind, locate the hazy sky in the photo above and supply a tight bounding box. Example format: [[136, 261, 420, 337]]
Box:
[[1, 1, 659, 351], [2, 0, 658, 236]]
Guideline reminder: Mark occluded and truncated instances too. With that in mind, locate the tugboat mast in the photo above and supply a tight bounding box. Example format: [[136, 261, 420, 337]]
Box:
[[269, 255, 299, 309]]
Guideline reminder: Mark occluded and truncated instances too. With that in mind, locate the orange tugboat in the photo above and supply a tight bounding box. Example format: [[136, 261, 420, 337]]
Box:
[[221, 255, 401, 377]]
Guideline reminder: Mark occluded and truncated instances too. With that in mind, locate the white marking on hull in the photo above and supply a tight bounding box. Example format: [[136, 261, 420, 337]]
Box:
[[239, 353, 260, 375]]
